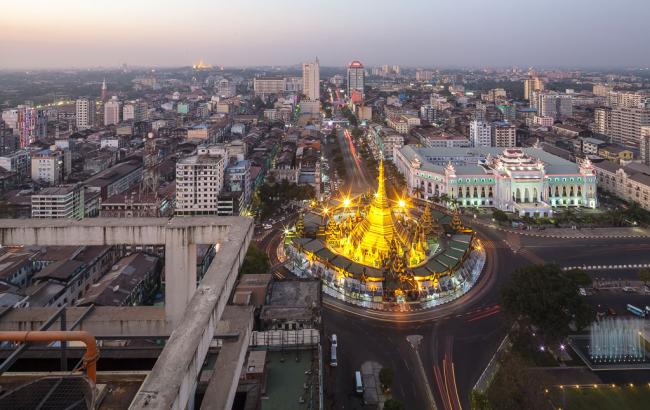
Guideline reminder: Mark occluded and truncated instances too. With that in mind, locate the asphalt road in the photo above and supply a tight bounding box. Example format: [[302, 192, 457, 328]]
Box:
[[336, 128, 371, 195]]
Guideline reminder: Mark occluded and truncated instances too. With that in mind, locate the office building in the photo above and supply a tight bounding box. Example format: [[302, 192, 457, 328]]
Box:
[[347, 60, 365, 98], [175, 151, 225, 215], [104, 97, 122, 126], [302, 58, 320, 101], [470, 120, 492, 147], [31, 184, 84, 219], [75, 98, 96, 130]]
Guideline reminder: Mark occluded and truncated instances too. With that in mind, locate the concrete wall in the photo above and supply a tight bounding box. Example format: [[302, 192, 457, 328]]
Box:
[[0, 306, 169, 337], [0, 217, 247, 325], [130, 219, 253, 410]]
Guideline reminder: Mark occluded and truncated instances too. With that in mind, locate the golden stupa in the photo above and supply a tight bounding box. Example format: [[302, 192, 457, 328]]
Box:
[[327, 161, 429, 268]]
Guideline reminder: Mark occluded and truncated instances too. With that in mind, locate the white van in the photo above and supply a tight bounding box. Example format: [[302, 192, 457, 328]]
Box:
[[355, 371, 364, 394], [330, 345, 338, 367]]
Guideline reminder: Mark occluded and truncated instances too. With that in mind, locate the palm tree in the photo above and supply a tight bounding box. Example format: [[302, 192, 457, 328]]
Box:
[[412, 186, 425, 199]]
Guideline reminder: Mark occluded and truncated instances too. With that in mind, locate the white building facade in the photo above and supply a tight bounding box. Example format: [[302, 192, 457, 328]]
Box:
[[175, 152, 225, 215], [394, 146, 597, 217]]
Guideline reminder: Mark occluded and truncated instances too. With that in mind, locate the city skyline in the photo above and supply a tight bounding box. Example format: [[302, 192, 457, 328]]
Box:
[[2, 0, 650, 69]]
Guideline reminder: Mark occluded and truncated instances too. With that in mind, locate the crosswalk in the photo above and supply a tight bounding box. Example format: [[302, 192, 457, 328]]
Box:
[[562, 263, 650, 271]]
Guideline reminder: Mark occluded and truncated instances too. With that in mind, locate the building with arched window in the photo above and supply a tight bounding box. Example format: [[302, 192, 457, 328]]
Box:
[[394, 146, 598, 218]]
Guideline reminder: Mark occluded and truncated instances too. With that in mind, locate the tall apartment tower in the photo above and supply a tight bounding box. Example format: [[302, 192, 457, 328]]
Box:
[[302, 58, 320, 100], [75, 98, 96, 130], [608, 107, 650, 148], [101, 78, 108, 103], [347, 60, 365, 98], [175, 152, 225, 215], [640, 126, 650, 166], [491, 122, 517, 147], [470, 120, 492, 147], [524, 77, 544, 101], [104, 96, 122, 126]]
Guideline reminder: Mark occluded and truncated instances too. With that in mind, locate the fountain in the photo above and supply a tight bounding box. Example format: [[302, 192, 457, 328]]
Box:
[[589, 318, 646, 363]]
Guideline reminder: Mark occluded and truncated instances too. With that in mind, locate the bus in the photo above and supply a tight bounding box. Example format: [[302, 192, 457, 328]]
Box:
[[355, 371, 364, 394], [626, 304, 646, 317], [330, 345, 337, 367]]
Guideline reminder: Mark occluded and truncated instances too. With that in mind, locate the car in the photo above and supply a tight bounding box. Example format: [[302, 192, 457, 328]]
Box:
[[607, 307, 617, 316]]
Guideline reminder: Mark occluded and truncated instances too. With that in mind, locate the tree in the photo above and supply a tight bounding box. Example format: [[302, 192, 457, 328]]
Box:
[[239, 244, 270, 275], [471, 391, 491, 410], [486, 351, 553, 410], [492, 209, 509, 223], [501, 264, 595, 345], [565, 268, 593, 287], [379, 367, 394, 392], [383, 398, 403, 410]]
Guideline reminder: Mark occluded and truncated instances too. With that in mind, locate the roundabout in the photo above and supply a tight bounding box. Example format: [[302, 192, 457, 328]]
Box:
[[283, 161, 488, 313]]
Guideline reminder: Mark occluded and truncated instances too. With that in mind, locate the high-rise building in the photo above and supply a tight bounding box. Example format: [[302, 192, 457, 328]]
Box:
[[534, 92, 572, 120], [17, 104, 47, 147], [470, 120, 492, 147], [75, 98, 96, 130], [302, 58, 320, 101], [104, 97, 122, 126], [594, 107, 611, 134], [524, 77, 544, 101], [175, 151, 225, 215], [347, 60, 365, 98], [491, 122, 517, 147], [101, 78, 108, 103], [415, 70, 434, 82], [603, 107, 650, 148], [640, 126, 650, 165]]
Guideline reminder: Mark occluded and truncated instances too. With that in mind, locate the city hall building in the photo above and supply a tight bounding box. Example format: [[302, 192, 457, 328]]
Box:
[[394, 146, 598, 217]]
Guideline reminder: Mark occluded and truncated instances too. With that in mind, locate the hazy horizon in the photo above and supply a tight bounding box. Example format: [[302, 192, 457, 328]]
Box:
[[2, 0, 650, 70]]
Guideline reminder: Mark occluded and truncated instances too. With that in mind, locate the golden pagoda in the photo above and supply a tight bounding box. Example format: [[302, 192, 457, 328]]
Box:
[[332, 161, 429, 268]]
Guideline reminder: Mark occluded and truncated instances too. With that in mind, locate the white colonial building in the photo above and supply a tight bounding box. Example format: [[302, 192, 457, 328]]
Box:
[[394, 146, 598, 217]]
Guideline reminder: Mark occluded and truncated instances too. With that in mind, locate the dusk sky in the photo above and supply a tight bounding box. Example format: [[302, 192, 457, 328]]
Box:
[[2, 0, 650, 69]]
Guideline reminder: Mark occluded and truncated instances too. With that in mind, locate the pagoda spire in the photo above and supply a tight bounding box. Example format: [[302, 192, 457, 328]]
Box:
[[373, 160, 390, 208]]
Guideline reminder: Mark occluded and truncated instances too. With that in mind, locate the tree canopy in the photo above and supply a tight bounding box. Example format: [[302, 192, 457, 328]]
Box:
[[239, 244, 270, 275], [501, 264, 594, 344]]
